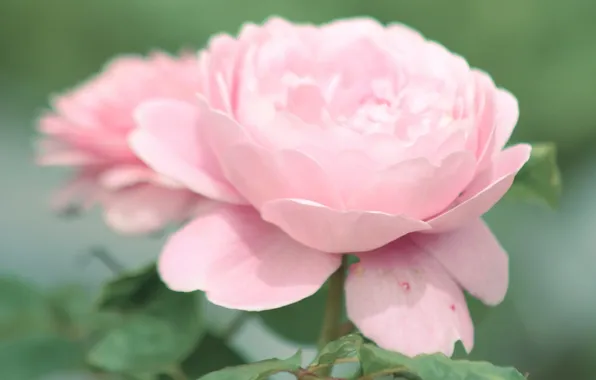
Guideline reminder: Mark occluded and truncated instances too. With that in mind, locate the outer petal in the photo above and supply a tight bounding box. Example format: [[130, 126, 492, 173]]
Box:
[[494, 89, 519, 152], [427, 144, 531, 232], [99, 165, 180, 190], [158, 204, 341, 311], [103, 185, 198, 235], [221, 145, 343, 209], [346, 239, 473, 356], [411, 219, 508, 305], [261, 199, 430, 253], [36, 138, 99, 166], [129, 99, 245, 204], [195, 95, 253, 158], [472, 71, 498, 173], [50, 170, 103, 214], [347, 152, 476, 220]]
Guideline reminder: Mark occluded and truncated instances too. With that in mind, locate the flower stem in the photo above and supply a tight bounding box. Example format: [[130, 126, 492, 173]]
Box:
[[318, 255, 348, 350]]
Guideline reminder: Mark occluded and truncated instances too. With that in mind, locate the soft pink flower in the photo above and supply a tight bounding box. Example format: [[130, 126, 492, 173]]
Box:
[[130, 18, 530, 355], [37, 52, 205, 234]]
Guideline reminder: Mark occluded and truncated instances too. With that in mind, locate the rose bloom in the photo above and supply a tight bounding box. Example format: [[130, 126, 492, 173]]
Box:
[[37, 52, 203, 234], [130, 18, 530, 355]]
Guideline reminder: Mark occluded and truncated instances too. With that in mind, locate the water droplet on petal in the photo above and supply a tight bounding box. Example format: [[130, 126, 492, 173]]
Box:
[[400, 281, 411, 291]]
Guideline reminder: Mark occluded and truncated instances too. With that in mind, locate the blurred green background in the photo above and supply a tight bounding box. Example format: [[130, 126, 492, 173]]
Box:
[[1, 0, 596, 379]]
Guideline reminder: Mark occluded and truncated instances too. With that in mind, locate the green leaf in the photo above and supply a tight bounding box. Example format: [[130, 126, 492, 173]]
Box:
[[160, 333, 246, 380], [0, 276, 54, 339], [180, 334, 245, 378], [96, 264, 163, 312], [508, 142, 562, 208], [0, 334, 85, 380], [359, 343, 526, 380], [88, 266, 204, 375], [259, 283, 347, 345], [89, 314, 190, 373], [310, 333, 363, 368], [198, 351, 302, 380], [46, 284, 101, 338]]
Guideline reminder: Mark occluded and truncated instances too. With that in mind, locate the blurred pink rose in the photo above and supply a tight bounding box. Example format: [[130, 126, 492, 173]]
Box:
[[131, 18, 531, 355], [37, 52, 204, 234]]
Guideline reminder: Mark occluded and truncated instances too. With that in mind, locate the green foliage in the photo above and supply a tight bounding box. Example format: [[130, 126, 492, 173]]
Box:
[[174, 333, 246, 379], [0, 279, 88, 379], [0, 277, 54, 339], [509, 142, 562, 208], [310, 334, 362, 368], [0, 334, 85, 380], [0, 265, 247, 380], [198, 334, 526, 380], [89, 265, 204, 376], [359, 343, 526, 380], [0, 267, 522, 380], [198, 351, 302, 380], [96, 263, 164, 311]]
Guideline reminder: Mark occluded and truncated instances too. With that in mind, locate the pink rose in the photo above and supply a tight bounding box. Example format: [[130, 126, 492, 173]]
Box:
[[37, 52, 204, 234], [131, 18, 530, 355]]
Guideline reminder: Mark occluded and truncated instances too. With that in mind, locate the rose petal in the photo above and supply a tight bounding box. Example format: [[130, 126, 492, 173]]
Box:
[[36, 146, 99, 166], [104, 185, 198, 235], [50, 170, 102, 213], [346, 239, 473, 356], [261, 199, 430, 253], [196, 95, 253, 154], [348, 152, 476, 219], [129, 99, 245, 204], [411, 219, 508, 305], [158, 204, 341, 311], [472, 71, 498, 172], [99, 166, 170, 190], [221, 145, 343, 209], [286, 84, 327, 124], [428, 144, 531, 232], [494, 89, 519, 152]]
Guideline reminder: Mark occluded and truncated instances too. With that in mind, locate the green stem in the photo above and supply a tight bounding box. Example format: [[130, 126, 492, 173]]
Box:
[[88, 246, 125, 274], [318, 255, 348, 350]]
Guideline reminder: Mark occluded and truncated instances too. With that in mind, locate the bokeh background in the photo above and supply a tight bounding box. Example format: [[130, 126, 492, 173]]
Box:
[[2, 1, 596, 379]]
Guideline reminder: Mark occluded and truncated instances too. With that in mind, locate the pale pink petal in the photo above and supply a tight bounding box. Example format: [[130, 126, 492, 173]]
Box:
[[323, 17, 384, 38], [37, 149, 99, 166], [158, 204, 341, 310], [261, 199, 430, 253], [129, 99, 245, 204], [411, 219, 508, 305], [199, 36, 237, 113], [348, 152, 476, 219], [195, 95, 254, 158], [472, 71, 498, 172], [346, 239, 473, 356], [36, 136, 102, 166], [103, 185, 198, 235], [494, 89, 519, 152], [221, 145, 343, 209], [50, 170, 104, 213], [428, 144, 531, 232], [285, 84, 327, 124], [98, 166, 166, 190]]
